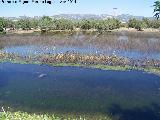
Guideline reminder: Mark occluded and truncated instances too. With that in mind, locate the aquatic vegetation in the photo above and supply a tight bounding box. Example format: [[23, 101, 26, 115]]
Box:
[[35, 52, 160, 69], [0, 51, 159, 75]]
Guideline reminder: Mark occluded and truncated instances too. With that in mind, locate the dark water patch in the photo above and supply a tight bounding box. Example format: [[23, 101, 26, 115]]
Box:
[[109, 103, 160, 120], [0, 71, 9, 88], [0, 62, 160, 119]]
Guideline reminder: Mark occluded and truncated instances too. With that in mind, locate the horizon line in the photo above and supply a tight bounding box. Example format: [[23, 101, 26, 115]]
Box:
[[0, 13, 154, 18]]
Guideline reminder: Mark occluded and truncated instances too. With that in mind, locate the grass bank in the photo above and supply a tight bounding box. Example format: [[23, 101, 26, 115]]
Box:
[[0, 110, 113, 120]]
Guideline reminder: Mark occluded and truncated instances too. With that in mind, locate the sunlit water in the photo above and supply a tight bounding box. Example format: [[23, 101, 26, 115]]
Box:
[[0, 62, 160, 119]]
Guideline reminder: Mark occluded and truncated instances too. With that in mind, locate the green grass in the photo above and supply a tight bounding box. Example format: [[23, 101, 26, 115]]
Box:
[[0, 111, 61, 120], [0, 111, 113, 120]]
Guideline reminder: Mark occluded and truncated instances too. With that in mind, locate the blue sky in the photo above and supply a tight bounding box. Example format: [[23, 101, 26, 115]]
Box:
[[0, 0, 156, 17]]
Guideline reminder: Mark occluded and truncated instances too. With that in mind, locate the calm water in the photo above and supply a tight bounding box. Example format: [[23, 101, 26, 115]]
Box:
[[0, 32, 160, 59], [0, 62, 160, 119]]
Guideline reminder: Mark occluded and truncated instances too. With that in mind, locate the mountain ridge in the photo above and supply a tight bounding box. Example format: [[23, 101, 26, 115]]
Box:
[[4, 14, 155, 23]]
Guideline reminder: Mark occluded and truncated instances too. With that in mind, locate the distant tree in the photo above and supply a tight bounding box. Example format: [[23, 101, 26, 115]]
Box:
[[95, 20, 106, 31], [39, 16, 55, 32], [135, 20, 147, 31], [128, 18, 137, 28], [128, 18, 148, 31], [16, 19, 32, 30], [30, 19, 39, 29], [153, 0, 160, 19], [0, 17, 6, 32], [4, 19, 16, 30], [80, 20, 93, 30], [54, 19, 74, 30], [142, 18, 151, 28], [0, 24, 4, 32], [150, 19, 160, 28], [107, 18, 121, 30]]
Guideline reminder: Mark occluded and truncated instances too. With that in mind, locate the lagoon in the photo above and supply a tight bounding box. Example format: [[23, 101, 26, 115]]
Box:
[[0, 62, 160, 119]]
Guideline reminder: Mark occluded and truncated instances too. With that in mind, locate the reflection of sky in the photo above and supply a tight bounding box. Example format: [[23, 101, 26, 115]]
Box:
[[2, 44, 160, 60]]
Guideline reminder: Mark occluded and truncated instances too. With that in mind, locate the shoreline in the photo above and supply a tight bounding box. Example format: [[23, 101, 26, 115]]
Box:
[[113, 27, 160, 33], [5, 28, 160, 34], [0, 57, 159, 76]]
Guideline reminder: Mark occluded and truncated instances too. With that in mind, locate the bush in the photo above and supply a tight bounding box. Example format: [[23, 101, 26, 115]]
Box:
[[54, 19, 74, 30], [128, 18, 137, 28], [135, 20, 147, 31], [16, 19, 32, 30], [39, 16, 55, 32], [0, 17, 6, 32]]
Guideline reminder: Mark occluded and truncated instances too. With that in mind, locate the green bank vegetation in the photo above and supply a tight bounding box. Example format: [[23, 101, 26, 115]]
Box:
[[127, 18, 160, 31], [0, 111, 112, 120], [0, 16, 160, 34], [0, 16, 122, 33]]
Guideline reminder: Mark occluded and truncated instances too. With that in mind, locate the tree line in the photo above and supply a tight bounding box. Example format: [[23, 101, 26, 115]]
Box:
[[127, 18, 160, 31], [0, 16, 160, 33], [0, 16, 122, 33], [0, 1, 160, 33]]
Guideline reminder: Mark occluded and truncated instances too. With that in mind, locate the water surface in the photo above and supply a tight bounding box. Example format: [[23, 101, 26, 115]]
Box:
[[0, 62, 160, 120], [0, 32, 160, 59]]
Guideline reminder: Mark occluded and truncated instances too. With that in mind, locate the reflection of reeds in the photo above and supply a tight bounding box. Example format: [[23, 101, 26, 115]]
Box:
[[0, 32, 160, 54]]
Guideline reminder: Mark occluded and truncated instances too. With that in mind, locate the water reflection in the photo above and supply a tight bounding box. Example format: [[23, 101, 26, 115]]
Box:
[[0, 31, 160, 60]]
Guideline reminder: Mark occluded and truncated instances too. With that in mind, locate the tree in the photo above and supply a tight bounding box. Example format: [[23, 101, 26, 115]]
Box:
[[153, 0, 160, 19], [0, 17, 6, 32], [95, 20, 106, 31], [128, 18, 137, 28], [54, 19, 74, 30], [106, 18, 121, 30], [142, 18, 151, 28], [150, 19, 160, 28], [80, 20, 93, 30], [135, 20, 147, 31], [16, 19, 32, 30], [4, 19, 16, 30], [39, 16, 55, 32], [30, 19, 39, 29], [127, 18, 148, 31]]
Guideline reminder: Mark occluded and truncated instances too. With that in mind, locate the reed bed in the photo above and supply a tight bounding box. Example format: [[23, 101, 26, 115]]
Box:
[[0, 51, 159, 69]]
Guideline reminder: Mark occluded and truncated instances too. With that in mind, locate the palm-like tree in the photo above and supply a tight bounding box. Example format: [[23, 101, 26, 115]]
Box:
[[153, 0, 160, 19]]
